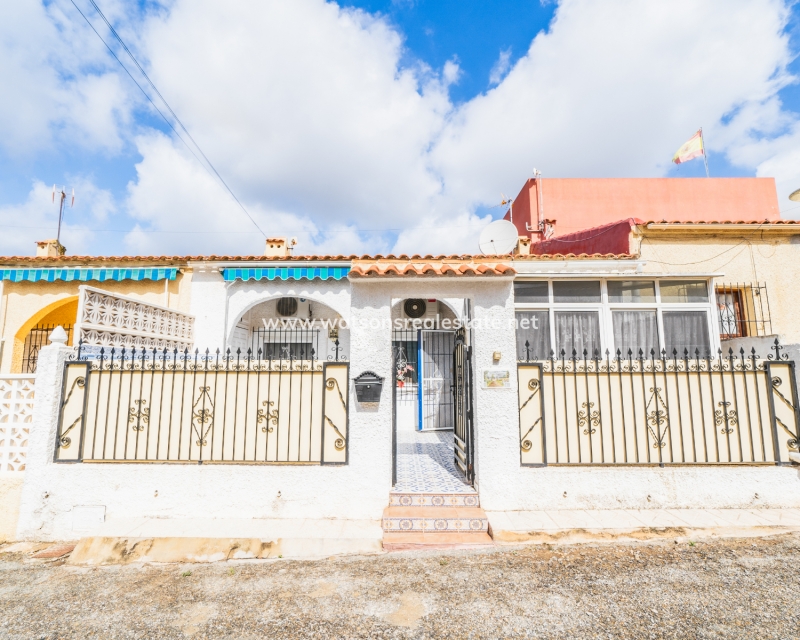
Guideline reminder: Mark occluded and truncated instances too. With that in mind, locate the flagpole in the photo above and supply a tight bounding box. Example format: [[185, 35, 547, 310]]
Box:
[[700, 127, 710, 178]]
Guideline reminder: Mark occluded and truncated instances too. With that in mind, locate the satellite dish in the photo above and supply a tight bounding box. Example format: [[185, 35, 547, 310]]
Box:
[[479, 220, 519, 255], [789, 188, 800, 202]]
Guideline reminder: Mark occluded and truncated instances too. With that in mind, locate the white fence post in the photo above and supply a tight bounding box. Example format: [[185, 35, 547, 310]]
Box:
[[16, 339, 72, 540]]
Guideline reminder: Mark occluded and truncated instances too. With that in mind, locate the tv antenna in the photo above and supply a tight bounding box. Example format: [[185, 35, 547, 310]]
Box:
[[500, 193, 513, 222], [52, 185, 75, 245]]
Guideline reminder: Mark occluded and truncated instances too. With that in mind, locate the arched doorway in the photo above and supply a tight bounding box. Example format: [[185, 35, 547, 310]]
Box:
[[13, 297, 78, 373], [227, 295, 349, 363], [391, 298, 475, 492]]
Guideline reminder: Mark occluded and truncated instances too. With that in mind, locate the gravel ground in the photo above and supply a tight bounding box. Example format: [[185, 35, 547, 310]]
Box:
[[1, 534, 799, 639]]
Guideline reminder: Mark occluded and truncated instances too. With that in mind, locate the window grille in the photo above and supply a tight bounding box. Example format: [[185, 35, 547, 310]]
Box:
[[22, 324, 74, 373], [715, 282, 772, 340], [392, 328, 418, 400], [250, 326, 321, 361]]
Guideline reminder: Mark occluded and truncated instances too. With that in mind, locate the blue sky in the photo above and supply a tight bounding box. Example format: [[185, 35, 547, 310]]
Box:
[[2, 0, 800, 256], [344, 1, 557, 104]]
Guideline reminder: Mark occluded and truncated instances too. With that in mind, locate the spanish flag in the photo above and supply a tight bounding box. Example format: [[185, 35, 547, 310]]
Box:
[[672, 130, 704, 164]]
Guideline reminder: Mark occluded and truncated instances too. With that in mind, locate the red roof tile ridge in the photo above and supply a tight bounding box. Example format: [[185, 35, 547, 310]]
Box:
[[643, 219, 796, 225]]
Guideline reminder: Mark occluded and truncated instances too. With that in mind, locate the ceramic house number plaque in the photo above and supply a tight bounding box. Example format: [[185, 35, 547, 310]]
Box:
[[482, 368, 510, 389]]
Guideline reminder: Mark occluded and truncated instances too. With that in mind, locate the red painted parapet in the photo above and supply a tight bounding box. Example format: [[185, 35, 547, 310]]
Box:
[[504, 177, 781, 240]]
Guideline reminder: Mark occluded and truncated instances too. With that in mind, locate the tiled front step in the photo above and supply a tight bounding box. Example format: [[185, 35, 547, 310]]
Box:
[[382, 506, 489, 533], [389, 492, 480, 507], [383, 531, 494, 551]]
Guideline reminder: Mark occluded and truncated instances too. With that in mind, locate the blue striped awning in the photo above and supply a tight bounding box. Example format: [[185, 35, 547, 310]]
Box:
[[0, 267, 178, 283], [222, 267, 350, 282]]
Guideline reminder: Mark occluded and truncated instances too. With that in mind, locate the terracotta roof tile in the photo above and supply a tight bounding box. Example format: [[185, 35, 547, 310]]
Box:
[[0, 251, 636, 267], [643, 219, 800, 225], [0, 253, 507, 265], [348, 257, 516, 278], [512, 252, 635, 260]]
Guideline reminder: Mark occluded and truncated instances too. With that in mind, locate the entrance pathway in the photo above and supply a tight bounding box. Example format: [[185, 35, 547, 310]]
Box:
[[386, 421, 486, 549], [394, 425, 474, 494]]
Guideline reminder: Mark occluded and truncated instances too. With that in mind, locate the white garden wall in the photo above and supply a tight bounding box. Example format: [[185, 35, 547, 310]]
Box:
[[15, 271, 800, 542], [16, 341, 392, 541]]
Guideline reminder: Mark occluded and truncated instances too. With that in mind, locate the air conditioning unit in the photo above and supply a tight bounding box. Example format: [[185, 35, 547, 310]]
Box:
[[276, 297, 311, 319], [401, 299, 439, 327]]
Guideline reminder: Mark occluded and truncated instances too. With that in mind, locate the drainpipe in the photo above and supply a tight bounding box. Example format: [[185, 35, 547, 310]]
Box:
[[533, 169, 544, 240], [526, 169, 545, 240], [0, 280, 5, 371]]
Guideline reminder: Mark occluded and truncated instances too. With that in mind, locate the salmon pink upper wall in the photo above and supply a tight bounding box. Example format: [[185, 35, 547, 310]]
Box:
[[503, 177, 780, 238]]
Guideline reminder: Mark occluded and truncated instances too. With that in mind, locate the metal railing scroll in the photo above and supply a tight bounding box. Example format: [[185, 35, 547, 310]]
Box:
[[518, 340, 800, 466], [54, 341, 348, 465]]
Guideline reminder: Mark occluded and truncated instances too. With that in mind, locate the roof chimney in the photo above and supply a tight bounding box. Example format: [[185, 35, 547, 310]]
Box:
[[264, 237, 297, 258], [35, 239, 66, 257], [515, 236, 531, 256]]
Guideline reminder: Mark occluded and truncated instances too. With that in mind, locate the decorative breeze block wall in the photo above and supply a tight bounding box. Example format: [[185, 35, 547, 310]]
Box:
[[0, 376, 35, 472], [76, 286, 195, 352]]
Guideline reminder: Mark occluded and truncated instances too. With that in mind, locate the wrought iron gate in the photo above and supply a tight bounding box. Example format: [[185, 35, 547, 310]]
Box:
[[419, 330, 456, 431], [452, 327, 474, 483]]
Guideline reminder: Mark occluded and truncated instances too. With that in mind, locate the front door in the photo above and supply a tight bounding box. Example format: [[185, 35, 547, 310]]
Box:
[[452, 327, 474, 483], [418, 330, 456, 431]]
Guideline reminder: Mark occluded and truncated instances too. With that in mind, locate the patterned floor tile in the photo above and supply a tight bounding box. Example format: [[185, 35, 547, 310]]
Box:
[[394, 421, 474, 494], [389, 494, 480, 507], [382, 517, 488, 532]]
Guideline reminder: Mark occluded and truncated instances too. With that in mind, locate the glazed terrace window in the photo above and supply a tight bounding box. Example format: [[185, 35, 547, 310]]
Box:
[[514, 279, 715, 360]]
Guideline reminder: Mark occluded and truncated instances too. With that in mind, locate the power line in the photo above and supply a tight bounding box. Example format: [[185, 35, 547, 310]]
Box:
[[0, 222, 489, 235], [67, 0, 267, 238]]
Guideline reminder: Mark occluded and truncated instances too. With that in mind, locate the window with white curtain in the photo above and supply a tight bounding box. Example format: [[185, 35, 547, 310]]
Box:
[[514, 278, 715, 360], [612, 310, 659, 356], [515, 310, 551, 359], [662, 311, 711, 356], [554, 311, 601, 356]]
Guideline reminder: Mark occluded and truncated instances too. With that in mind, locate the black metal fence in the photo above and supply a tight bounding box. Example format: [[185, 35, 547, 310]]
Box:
[[54, 344, 349, 464], [518, 342, 800, 466], [22, 324, 73, 373], [452, 327, 475, 482], [250, 326, 347, 362]]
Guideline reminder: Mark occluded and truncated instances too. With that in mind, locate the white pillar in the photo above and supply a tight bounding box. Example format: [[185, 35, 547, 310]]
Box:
[[348, 282, 394, 496], [470, 282, 519, 508], [16, 338, 72, 540]]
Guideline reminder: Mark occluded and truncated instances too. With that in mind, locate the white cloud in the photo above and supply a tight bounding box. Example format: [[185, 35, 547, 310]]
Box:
[[431, 0, 796, 216], [2, 0, 800, 256], [130, 0, 797, 254], [123, 133, 387, 256], [0, 1, 136, 155], [139, 0, 449, 229], [0, 179, 115, 256], [489, 48, 512, 85], [751, 127, 800, 216]]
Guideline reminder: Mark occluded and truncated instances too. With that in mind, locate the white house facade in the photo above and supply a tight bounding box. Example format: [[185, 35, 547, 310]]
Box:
[[5, 250, 800, 548]]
